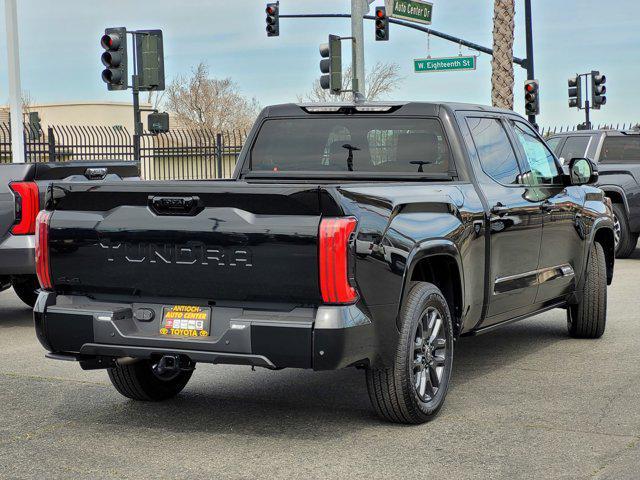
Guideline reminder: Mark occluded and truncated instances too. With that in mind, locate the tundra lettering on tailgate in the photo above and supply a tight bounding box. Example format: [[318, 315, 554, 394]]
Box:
[[99, 240, 253, 267]]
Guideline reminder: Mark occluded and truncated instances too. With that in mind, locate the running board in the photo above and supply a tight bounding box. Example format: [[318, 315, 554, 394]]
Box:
[[464, 300, 568, 336]]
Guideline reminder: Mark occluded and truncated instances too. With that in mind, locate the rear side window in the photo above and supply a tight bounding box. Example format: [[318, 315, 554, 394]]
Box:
[[467, 117, 520, 185], [600, 136, 640, 163], [559, 136, 590, 161], [250, 117, 451, 175]]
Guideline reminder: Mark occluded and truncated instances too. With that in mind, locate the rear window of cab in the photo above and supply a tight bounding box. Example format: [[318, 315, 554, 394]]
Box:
[[249, 117, 452, 175]]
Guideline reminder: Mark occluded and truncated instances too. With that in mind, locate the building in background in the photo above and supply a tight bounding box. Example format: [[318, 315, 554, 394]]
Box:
[[0, 101, 151, 131]]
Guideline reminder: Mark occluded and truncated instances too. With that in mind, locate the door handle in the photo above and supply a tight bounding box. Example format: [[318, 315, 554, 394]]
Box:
[[540, 201, 554, 213], [490, 202, 509, 217]]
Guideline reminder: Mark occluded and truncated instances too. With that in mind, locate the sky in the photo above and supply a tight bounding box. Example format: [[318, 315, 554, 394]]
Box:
[[0, 0, 639, 128]]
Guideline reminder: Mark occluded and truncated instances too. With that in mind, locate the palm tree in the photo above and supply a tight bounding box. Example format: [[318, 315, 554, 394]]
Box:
[[491, 0, 515, 109]]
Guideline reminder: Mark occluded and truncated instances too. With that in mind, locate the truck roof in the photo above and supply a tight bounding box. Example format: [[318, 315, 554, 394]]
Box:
[[261, 101, 517, 117]]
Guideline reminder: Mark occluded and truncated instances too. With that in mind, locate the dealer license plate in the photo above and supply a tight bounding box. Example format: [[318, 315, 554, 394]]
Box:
[[159, 305, 211, 338]]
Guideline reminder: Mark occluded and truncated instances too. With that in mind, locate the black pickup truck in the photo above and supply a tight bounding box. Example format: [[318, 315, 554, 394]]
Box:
[[547, 129, 640, 258], [0, 161, 138, 306], [34, 102, 614, 424]]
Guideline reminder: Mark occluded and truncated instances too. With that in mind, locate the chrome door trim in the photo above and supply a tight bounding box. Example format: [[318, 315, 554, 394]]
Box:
[[494, 263, 574, 295]]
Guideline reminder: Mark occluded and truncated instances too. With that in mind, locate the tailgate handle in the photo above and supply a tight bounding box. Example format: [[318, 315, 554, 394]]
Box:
[[85, 167, 108, 180], [150, 196, 201, 216]]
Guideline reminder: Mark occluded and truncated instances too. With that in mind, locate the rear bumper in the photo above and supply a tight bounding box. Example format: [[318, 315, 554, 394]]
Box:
[[34, 292, 379, 371], [0, 234, 35, 275]]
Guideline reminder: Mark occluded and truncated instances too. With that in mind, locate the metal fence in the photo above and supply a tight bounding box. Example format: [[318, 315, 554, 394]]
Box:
[[0, 123, 246, 180], [140, 129, 245, 180]]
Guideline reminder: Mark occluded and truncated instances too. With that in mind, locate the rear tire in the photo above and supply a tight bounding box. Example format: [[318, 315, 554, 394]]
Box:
[[366, 282, 454, 424], [612, 203, 637, 258], [12, 276, 40, 308], [567, 242, 607, 339], [108, 360, 193, 401]]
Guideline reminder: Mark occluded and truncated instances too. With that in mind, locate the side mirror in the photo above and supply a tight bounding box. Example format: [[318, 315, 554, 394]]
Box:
[[568, 157, 598, 185]]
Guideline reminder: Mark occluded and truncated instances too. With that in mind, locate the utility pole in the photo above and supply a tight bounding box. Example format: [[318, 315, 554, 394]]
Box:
[[350, 0, 372, 102], [5, 0, 25, 163]]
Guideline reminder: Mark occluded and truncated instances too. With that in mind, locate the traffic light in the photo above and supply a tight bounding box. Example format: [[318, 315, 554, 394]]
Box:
[[101, 27, 128, 90], [524, 80, 540, 116], [568, 76, 582, 109], [375, 7, 389, 41], [591, 71, 607, 109], [135, 30, 165, 91], [266, 2, 280, 37], [319, 35, 342, 95]]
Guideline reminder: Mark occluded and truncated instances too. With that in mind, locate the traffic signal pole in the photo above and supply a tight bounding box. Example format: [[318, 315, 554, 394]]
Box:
[[132, 74, 143, 162], [524, 0, 536, 126], [584, 100, 591, 130], [569, 72, 605, 130]]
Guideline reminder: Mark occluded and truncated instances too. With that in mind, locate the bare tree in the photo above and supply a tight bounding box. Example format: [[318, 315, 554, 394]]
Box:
[[491, 0, 515, 109], [21, 91, 34, 115], [299, 61, 403, 102], [164, 62, 260, 132], [146, 90, 166, 111]]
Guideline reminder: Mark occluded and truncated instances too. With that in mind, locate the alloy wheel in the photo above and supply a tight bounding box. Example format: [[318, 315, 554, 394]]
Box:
[[413, 307, 447, 402], [613, 213, 621, 249]]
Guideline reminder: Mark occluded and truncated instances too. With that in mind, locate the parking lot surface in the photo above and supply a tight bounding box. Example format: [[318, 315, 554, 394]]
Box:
[[1, 253, 639, 480]]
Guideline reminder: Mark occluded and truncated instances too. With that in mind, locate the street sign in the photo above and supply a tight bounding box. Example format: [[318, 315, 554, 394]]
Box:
[[386, 0, 433, 25], [414, 55, 477, 73]]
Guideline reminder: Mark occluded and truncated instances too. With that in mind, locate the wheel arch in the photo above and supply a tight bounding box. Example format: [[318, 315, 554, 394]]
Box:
[[600, 185, 629, 214], [593, 226, 615, 285], [400, 240, 465, 338]]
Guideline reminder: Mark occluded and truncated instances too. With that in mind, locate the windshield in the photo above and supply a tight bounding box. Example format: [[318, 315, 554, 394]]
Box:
[[250, 117, 452, 175]]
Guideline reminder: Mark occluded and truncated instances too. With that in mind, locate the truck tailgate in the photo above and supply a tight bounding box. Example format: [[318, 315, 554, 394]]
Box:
[[47, 182, 329, 304]]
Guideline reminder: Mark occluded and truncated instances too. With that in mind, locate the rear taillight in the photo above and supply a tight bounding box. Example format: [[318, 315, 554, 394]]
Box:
[[9, 182, 39, 235], [35, 210, 53, 290], [319, 217, 358, 304]]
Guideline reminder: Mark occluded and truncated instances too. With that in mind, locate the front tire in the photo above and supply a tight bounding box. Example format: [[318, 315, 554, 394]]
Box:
[[12, 276, 40, 308], [366, 282, 454, 424], [567, 242, 607, 338], [108, 360, 193, 401], [612, 203, 637, 259]]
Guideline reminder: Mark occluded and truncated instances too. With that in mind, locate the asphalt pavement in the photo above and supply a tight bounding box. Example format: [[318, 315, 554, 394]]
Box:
[[1, 252, 639, 480]]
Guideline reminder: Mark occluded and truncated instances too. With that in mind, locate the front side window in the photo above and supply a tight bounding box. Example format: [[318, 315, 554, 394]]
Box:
[[512, 120, 562, 185], [250, 117, 451, 175], [467, 117, 520, 185]]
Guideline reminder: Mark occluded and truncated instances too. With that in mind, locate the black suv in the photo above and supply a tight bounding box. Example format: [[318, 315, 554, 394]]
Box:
[[547, 129, 640, 257]]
